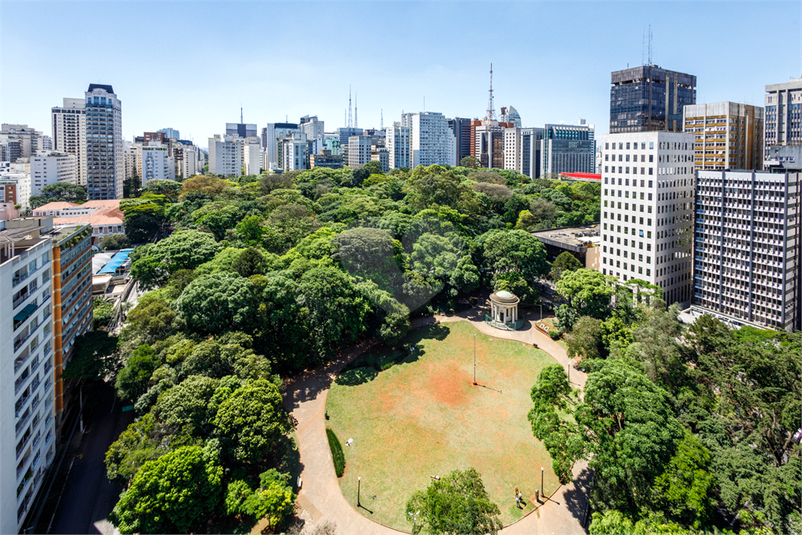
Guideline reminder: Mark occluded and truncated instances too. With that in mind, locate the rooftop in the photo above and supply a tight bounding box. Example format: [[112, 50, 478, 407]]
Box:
[[531, 226, 600, 251]]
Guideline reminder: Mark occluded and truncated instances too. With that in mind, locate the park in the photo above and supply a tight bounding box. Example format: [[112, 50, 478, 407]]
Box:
[[325, 320, 563, 530]]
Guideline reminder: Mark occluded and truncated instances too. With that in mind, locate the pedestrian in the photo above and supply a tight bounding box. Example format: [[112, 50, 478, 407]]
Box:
[[517, 490, 524, 506], [514, 487, 521, 508]]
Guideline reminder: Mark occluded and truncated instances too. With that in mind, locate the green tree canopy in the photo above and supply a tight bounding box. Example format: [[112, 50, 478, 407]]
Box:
[[550, 251, 583, 282], [175, 272, 258, 335], [405, 468, 502, 535], [481, 229, 549, 283], [62, 331, 119, 381], [555, 268, 617, 320], [28, 182, 87, 209]]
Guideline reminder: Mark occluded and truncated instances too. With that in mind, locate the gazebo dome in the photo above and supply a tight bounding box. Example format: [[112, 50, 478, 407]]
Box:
[[490, 290, 520, 304]]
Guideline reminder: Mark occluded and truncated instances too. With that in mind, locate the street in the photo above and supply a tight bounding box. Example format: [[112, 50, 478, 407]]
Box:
[[47, 382, 134, 534]]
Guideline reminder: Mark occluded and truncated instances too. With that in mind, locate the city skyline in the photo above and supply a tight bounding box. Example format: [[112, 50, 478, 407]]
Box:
[[1, 1, 799, 149]]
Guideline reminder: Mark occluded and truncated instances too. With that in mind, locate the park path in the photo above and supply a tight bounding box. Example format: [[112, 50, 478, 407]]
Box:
[[283, 306, 592, 535]]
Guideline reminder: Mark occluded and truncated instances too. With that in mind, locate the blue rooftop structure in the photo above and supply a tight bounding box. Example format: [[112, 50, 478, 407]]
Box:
[[98, 250, 132, 275]]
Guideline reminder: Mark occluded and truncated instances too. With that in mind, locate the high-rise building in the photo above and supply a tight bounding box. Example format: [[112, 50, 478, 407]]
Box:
[[402, 112, 456, 167], [241, 138, 262, 175], [51, 99, 87, 186], [30, 151, 77, 195], [683, 102, 764, 171], [448, 118, 472, 165], [262, 123, 300, 171], [172, 141, 197, 179], [472, 120, 510, 169], [157, 127, 180, 140], [386, 122, 410, 170], [691, 169, 800, 331], [541, 122, 596, 177], [299, 116, 324, 142], [226, 122, 257, 139], [499, 106, 522, 128], [281, 132, 308, 171], [371, 147, 389, 173], [0, 217, 57, 534], [0, 164, 31, 211], [140, 143, 175, 184], [610, 65, 696, 134], [84, 84, 123, 200], [0, 125, 41, 163], [208, 135, 241, 177], [599, 131, 695, 306], [348, 136, 372, 168], [39, 136, 52, 151], [764, 77, 802, 157]]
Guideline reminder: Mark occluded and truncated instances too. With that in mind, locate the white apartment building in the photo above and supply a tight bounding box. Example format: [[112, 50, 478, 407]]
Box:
[[30, 151, 77, 195], [241, 138, 263, 175], [51, 99, 87, 186], [282, 133, 308, 171], [262, 123, 300, 171], [599, 131, 695, 307], [386, 122, 410, 170], [174, 143, 197, 178], [764, 77, 802, 157], [84, 84, 123, 200], [0, 219, 57, 534], [208, 135, 241, 176], [140, 144, 175, 184], [0, 165, 31, 211], [348, 136, 372, 168], [401, 112, 456, 167], [0, 125, 41, 163]]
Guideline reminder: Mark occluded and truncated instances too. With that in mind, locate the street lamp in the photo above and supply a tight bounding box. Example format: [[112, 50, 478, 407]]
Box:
[[541, 467, 544, 497], [357, 476, 361, 507], [473, 334, 477, 385]]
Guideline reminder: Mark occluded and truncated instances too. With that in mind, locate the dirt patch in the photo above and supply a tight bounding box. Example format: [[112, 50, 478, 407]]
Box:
[[429, 364, 469, 407]]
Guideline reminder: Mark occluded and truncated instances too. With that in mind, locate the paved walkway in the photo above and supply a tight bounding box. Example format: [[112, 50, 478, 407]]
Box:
[[283, 306, 592, 535]]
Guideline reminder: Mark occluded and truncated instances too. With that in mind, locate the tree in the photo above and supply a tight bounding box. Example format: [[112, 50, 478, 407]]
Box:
[[528, 197, 558, 225], [555, 269, 617, 320], [153, 375, 219, 435], [179, 175, 229, 200], [115, 344, 159, 401], [550, 251, 583, 282], [213, 378, 288, 465], [564, 316, 604, 362], [460, 155, 481, 168], [492, 271, 538, 306], [99, 233, 131, 250], [28, 182, 87, 209], [62, 331, 119, 381], [130, 229, 223, 288], [175, 272, 258, 335], [243, 470, 295, 530], [122, 296, 177, 345], [231, 247, 269, 277], [481, 229, 549, 284], [109, 445, 223, 534], [142, 178, 182, 201], [405, 468, 502, 535]]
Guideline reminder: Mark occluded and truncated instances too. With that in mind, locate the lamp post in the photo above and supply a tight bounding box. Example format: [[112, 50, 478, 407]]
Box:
[[473, 334, 477, 385], [539, 303, 543, 321], [357, 476, 361, 507], [541, 467, 544, 497]]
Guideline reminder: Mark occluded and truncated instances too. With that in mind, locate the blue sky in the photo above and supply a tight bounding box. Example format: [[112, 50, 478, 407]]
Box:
[[1, 1, 800, 148]]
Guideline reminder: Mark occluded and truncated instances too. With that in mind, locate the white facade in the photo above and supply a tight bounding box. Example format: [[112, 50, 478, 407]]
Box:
[[30, 151, 77, 195], [764, 77, 802, 156], [208, 135, 241, 176], [241, 138, 263, 175], [599, 131, 695, 307], [371, 147, 389, 173], [263, 123, 300, 171], [282, 133, 308, 171], [0, 125, 41, 163], [140, 144, 175, 184], [348, 136, 372, 168], [51, 98, 87, 186], [0, 228, 56, 534], [0, 165, 31, 211], [386, 122, 410, 170], [177, 143, 197, 178], [401, 112, 456, 167], [157, 127, 180, 140], [84, 85, 124, 200]]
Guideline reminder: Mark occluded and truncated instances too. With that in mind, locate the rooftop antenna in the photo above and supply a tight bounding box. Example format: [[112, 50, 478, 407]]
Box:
[[648, 24, 653, 66], [380, 109, 384, 131], [241, 106, 243, 124], [348, 86, 352, 129], [485, 63, 497, 123], [354, 92, 358, 129], [642, 27, 646, 66]]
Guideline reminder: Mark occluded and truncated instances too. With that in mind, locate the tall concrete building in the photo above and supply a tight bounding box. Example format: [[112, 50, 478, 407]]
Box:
[[401, 112, 456, 167], [610, 65, 696, 133], [30, 151, 77, 195], [51, 99, 87, 186], [499, 106, 522, 128], [226, 122, 257, 139], [472, 120, 511, 169], [0, 217, 57, 534], [0, 125, 42, 163], [447, 117, 472, 165], [764, 77, 802, 158], [0, 164, 32, 211], [262, 123, 299, 171], [84, 84, 123, 200], [691, 169, 800, 331], [683, 102, 764, 171], [599, 131, 695, 306], [157, 127, 180, 140], [208, 135, 241, 176], [140, 143, 175, 184], [281, 132, 308, 171], [386, 122, 410, 170], [541, 122, 596, 176], [348, 135, 372, 168]]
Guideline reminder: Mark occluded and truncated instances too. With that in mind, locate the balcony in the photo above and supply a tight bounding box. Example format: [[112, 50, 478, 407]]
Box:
[[15, 409, 31, 435]]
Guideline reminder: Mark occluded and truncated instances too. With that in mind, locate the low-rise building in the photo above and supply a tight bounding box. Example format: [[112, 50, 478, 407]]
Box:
[[30, 151, 77, 195], [531, 226, 600, 269], [32, 200, 124, 245]]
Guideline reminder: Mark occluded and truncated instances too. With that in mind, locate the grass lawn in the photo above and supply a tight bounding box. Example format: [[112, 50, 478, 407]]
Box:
[[326, 321, 561, 530]]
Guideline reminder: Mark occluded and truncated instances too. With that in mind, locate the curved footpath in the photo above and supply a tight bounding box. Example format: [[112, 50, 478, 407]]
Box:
[[282, 308, 593, 535]]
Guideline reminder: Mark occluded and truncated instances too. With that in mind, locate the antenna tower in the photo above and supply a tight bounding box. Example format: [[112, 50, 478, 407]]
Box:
[[648, 25, 653, 65], [348, 86, 352, 128], [241, 106, 243, 124], [485, 63, 497, 122]]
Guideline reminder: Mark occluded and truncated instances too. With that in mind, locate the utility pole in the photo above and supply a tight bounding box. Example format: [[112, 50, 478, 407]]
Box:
[[357, 476, 361, 507]]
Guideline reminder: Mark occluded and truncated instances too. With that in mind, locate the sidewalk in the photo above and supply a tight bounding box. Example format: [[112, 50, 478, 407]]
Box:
[[284, 309, 591, 535]]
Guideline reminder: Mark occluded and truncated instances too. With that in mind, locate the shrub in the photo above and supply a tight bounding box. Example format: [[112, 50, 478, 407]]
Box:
[[549, 329, 561, 340], [326, 428, 345, 477]]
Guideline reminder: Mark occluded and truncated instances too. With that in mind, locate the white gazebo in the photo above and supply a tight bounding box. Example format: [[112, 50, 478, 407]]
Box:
[[489, 290, 520, 326]]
